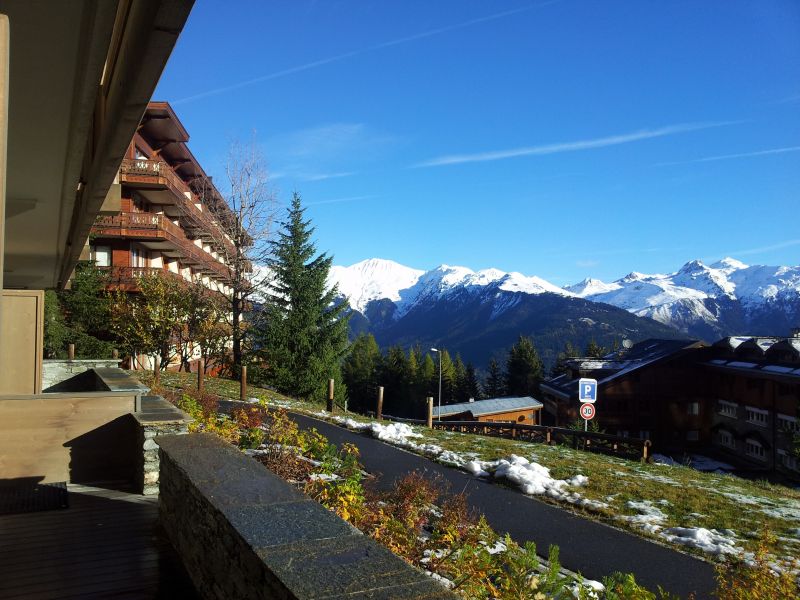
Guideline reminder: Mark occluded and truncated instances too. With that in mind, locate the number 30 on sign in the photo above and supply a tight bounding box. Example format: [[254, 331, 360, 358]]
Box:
[[580, 403, 595, 420]]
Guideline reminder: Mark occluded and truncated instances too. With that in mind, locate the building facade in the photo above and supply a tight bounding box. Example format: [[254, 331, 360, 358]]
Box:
[[540, 335, 800, 479], [705, 335, 800, 478], [88, 102, 236, 368], [432, 396, 544, 425]]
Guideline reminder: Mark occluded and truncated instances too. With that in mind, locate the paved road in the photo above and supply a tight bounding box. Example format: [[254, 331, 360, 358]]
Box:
[[290, 412, 717, 599]]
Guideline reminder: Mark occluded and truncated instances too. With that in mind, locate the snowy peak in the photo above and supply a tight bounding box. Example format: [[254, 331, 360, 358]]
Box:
[[711, 257, 749, 272], [565, 277, 621, 298], [328, 258, 423, 313], [328, 259, 570, 315]]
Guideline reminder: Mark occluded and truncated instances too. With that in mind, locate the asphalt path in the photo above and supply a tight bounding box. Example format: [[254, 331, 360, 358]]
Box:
[[289, 412, 717, 599]]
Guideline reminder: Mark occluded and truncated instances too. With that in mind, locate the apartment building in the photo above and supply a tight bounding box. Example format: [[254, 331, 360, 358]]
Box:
[[705, 334, 800, 478], [89, 101, 235, 298]]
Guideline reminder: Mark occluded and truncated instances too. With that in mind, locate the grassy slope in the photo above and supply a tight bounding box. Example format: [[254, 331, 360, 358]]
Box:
[[138, 371, 800, 568]]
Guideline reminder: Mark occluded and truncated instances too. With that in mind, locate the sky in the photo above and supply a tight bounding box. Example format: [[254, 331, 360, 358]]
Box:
[[154, 0, 800, 285]]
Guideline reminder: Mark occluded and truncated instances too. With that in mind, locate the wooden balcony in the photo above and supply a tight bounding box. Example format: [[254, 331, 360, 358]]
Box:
[[119, 159, 236, 257], [91, 212, 233, 282]]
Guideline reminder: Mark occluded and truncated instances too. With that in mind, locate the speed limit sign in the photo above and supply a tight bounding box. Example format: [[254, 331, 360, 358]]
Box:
[[580, 403, 595, 420]]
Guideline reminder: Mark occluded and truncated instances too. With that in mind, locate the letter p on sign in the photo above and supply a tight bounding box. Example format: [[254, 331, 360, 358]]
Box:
[[578, 378, 597, 403]]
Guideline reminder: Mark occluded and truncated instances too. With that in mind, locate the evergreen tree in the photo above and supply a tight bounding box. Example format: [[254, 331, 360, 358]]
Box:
[[453, 354, 468, 402], [436, 349, 457, 404], [417, 353, 437, 402], [379, 345, 410, 416], [484, 357, 504, 398], [341, 334, 380, 413], [551, 341, 579, 378], [585, 339, 608, 358], [464, 362, 483, 401], [504, 335, 544, 397], [257, 193, 350, 401]]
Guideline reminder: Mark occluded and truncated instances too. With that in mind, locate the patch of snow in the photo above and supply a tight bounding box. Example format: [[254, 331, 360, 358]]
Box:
[[661, 527, 741, 556], [621, 500, 667, 534]]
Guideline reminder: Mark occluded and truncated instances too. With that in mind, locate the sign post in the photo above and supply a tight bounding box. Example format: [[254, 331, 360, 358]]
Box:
[[578, 378, 598, 432]]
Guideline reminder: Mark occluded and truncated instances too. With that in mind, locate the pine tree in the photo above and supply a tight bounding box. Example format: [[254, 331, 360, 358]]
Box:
[[505, 335, 544, 397], [379, 345, 409, 416], [453, 354, 468, 402], [485, 357, 504, 398], [257, 193, 350, 401], [585, 339, 608, 358], [551, 341, 579, 377], [464, 362, 483, 401], [341, 334, 380, 413]]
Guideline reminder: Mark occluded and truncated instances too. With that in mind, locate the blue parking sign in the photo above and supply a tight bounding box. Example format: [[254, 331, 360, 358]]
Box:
[[578, 378, 597, 403]]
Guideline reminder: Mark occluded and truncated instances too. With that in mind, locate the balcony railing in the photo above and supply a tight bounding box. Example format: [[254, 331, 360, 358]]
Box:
[[92, 212, 233, 282], [119, 158, 236, 257]]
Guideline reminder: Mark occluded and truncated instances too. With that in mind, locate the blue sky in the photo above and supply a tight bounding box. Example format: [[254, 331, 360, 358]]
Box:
[[154, 0, 800, 285]]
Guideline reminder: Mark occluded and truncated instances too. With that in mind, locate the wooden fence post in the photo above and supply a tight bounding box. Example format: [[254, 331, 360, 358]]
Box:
[[643, 440, 651, 462], [240, 365, 247, 401], [112, 348, 119, 360], [376, 386, 384, 421], [327, 379, 335, 412], [153, 355, 160, 386], [426, 397, 433, 428], [67, 343, 75, 360], [197, 358, 204, 394]]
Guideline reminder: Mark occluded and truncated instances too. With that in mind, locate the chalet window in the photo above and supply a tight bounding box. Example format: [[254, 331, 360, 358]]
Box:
[[90, 245, 111, 267], [618, 430, 629, 438], [777, 414, 799, 434], [716, 429, 735, 449], [745, 406, 768, 427], [686, 430, 699, 441], [639, 430, 650, 440], [718, 400, 737, 418], [687, 402, 700, 416], [745, 438, 766, 461], [777, 450, 799, 472]]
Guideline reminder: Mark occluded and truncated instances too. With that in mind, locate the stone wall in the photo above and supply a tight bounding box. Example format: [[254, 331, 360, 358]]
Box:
[[157, 433, 456, 600], [42, 359, 120, 391], [133, 396, 191, 495]]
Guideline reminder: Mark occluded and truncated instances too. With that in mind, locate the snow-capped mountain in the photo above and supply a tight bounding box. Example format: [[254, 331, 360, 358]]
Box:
[[565, 257, 800, 338], [329, 259, 573, 316], [328, 259, 682, 368], [329, 257, 800, 358]]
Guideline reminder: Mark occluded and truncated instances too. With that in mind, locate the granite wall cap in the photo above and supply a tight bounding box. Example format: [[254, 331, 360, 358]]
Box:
[[94, 367, 150, 393], [257, 535, 434, 599]]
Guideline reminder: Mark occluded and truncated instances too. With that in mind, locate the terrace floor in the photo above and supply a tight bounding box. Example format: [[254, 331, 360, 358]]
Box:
[[0, 483, 199, 599]]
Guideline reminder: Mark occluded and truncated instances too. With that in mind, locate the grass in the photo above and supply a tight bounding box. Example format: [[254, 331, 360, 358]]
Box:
[[136, 370, 800, 570]]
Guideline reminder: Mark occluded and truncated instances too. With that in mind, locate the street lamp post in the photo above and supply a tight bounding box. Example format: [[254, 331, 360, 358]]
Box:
[[431, 347, 442, 421]]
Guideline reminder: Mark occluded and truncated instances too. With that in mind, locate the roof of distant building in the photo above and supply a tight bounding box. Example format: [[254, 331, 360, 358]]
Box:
[[432, 396, 542, 418], [542, 338, 703, 399]]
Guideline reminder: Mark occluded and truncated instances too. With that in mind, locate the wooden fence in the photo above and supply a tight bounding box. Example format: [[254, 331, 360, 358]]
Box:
[[381, 414, 652, 462]]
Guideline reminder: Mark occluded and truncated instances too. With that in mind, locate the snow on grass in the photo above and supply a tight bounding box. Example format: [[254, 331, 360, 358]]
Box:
[[620, 500, 744, 556], [661, 527, 740, 556]]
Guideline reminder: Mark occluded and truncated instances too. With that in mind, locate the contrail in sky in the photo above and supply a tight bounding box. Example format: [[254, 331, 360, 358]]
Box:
[[173, 2, 559, 105], [413, 121, 739, 168], [656, 145, 800, 166]]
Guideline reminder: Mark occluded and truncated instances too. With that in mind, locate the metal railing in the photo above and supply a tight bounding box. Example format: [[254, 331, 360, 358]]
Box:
[[381, 414, 652, 462]]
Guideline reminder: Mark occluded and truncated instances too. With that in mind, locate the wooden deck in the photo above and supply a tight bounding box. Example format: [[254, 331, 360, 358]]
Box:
[[0, 484, 198, 599]]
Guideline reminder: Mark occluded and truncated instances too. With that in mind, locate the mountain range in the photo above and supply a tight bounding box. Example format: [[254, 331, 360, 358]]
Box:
[[327, 257, 800, 368]]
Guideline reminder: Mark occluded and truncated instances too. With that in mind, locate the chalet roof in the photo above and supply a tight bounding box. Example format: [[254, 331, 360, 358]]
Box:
[[432, 396, 542, 418], [541, 338, 703, 399]]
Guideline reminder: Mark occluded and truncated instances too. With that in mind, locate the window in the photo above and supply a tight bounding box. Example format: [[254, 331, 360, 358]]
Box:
[[90, 245, 111, 267], [718, 400, 738, 418], [778, 450, 799, 472], [716, 429, 735, 449], [746, 378, 764, 391], [687, 402, 700, 416], [686, 430, 699, 441], [777, 414, 799, 434], [745, 438, 766, 461], [618, 430, 629, 438], [745, 406, 768, 427], [639, 430, 650, 440]]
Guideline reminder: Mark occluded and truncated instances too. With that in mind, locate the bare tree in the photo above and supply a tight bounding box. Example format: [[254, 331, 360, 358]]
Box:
[[190, 139, 275, 371]]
